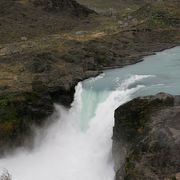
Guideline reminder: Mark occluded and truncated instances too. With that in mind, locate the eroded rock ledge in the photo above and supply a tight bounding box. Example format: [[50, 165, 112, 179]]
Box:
[[113, 93, 180, 180]]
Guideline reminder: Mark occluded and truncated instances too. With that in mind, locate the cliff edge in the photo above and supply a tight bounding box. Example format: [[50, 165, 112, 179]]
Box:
[[113, 93, 180, 179]]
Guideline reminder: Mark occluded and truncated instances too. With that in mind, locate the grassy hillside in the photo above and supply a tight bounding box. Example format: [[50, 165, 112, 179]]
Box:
[[0, 0, 179, 44]]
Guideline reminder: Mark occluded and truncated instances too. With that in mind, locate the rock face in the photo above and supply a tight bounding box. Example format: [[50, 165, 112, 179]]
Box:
[[113, 93, 180, 179]]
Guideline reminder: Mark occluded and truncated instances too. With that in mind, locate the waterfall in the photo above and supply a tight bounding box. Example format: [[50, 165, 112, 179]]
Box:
[[0, 75, 149, 180], [1, 46, 179, 180]]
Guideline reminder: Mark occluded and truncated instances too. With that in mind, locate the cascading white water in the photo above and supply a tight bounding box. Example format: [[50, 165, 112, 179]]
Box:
[[0, 46, 180, 180], [0, 74, 150, 180]]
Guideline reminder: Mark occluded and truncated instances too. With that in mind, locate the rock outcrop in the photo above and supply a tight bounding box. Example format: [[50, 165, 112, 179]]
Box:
[[113, 93, 180, 179]]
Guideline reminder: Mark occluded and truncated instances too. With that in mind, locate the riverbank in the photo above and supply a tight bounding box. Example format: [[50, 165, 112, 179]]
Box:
[[0, 0, 180, 153]]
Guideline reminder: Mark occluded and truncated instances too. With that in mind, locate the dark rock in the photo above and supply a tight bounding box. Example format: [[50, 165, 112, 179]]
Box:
[[113, 93, 180, 179]]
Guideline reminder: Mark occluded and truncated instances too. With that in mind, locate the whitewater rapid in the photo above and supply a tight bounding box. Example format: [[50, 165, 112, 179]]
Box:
[[0, 74, 150, 180]]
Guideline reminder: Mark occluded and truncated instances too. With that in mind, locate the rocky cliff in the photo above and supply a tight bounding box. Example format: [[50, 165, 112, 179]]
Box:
[[113, 93, 180, 180]]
